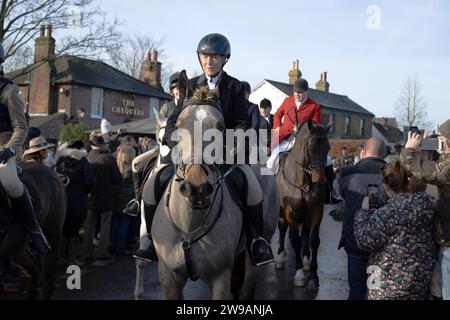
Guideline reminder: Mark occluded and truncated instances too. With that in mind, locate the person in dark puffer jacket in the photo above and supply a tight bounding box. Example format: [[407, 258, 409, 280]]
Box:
[[55, 140, 94, 264]]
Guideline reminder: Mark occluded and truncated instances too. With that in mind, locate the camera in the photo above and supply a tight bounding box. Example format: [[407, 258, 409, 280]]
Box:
[[409, 126, 424, 135], [367, 184, 380, 210]]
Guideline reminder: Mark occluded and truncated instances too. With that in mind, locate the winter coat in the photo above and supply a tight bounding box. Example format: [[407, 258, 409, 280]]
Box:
[[164, 71, 250, 141], [55, 147, 94, 219], [113, 166, 134, 214], [87, 148, 122, 212], [354, 192, 435, 300], [247, 101, 260, 131], [0, 78, 27, 153], [402, 150, 450, 246], [334, 157, 389, 257], [273, 97, 321, 145]]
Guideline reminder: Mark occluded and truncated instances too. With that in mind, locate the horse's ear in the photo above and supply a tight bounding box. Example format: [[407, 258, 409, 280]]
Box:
[[178, 70, 193, 102]]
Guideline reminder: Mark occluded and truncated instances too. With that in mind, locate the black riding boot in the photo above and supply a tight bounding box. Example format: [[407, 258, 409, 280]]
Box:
[[123, 171, 142, 217], [14, 189, 51, 255], [133, 204, 158, 262], [244, 201, 274, 266]]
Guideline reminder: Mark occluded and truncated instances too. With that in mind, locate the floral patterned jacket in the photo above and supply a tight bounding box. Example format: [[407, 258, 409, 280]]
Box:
[[354, 191, 435, 300]]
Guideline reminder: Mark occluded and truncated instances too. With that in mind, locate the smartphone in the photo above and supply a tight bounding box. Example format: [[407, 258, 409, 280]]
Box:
[[409, 126, 424, 135], [367, 184, 379, 210], [421, 138, 440, 151]]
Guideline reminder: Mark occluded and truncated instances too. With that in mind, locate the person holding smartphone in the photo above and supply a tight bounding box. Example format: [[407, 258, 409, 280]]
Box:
[[354, 161, 435, 300], [333, 137, 389, 300], [402, 119, 450, 300]]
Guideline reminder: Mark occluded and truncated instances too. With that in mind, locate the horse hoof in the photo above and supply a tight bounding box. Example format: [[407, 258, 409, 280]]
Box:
[[274, 261, 284, 270], [302, 257, 311, 271], [307, 278, 319, 290], [294, 277, 307, 287]]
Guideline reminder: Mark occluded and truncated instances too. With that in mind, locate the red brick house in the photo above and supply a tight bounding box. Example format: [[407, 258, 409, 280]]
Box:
[[6, 25, 172, 140]]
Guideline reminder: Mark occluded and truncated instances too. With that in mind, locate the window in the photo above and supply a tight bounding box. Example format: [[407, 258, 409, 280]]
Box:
[[149, 97, 159, 119], [345, 115, 351, 135], [90, 87, 103, 119], [330, 113, 336, 134], [359, 118, 365, 136]]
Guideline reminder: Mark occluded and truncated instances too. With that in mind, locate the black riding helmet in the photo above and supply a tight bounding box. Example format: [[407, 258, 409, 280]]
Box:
[[169, 71, 180, 91], [196, 33, 231, 67]]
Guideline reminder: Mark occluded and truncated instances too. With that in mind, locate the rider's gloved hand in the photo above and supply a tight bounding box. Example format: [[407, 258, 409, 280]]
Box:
[[0, 147, 16, 164]]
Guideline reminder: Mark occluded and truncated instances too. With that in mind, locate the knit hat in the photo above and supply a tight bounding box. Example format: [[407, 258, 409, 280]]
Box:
[[101, 119, 113, 134], [438, 119, 450, 140]]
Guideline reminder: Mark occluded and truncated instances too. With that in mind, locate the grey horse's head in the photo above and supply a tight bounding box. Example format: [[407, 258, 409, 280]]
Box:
[[174, 70, 225, 209]]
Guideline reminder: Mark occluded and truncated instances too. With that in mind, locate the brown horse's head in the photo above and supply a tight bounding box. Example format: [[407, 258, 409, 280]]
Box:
[[291, 120, 331, 185], [174, 70, 224, 209]]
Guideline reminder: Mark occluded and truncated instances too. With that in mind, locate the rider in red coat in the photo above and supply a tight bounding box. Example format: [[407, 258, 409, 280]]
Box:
[[267, 78, 321, 172], [273, 87, 321, 147]]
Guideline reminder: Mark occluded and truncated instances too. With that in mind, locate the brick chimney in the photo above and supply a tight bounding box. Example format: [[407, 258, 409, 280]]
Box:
[[315, 71, 330, 92], [29, 25, 56, 115], [34, 25, 55, 62], [140, 50, 162, 90], [288, 59, 302, 85]]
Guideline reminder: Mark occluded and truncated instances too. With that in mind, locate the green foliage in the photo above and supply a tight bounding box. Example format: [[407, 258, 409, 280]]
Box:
[[59, 123, 90, 145]]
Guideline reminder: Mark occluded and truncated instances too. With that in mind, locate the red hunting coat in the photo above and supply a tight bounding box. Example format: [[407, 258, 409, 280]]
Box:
[[272, 96, 321, 148]]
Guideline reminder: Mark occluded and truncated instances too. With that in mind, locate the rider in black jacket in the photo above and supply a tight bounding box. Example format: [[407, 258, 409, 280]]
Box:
[[134, 34, 274, 267]]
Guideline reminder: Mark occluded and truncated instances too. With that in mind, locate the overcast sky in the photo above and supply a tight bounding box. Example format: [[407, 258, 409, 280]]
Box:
[[98, 0, 450, 128]]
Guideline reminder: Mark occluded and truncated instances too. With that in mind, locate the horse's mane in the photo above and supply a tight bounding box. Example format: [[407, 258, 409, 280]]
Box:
[[184, 86, 221, 112]]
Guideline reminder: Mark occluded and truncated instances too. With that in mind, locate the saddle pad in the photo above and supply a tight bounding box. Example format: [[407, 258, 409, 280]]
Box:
[[140, 156, 158, 195], [154, 165, 175, 202], [219, 165, 247, 212]]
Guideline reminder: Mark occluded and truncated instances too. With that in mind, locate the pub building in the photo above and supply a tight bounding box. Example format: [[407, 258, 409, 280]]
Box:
[[6, 25, 172, 140]]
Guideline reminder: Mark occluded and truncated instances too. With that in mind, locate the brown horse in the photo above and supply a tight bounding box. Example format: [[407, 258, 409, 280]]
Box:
[[275, 120, 331, 289], [0, 161, 67, 299]]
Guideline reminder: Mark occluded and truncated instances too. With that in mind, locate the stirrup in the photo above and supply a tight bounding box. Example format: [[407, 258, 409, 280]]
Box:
[[123, 199, 139, 217], [250, 237, 274, 267]]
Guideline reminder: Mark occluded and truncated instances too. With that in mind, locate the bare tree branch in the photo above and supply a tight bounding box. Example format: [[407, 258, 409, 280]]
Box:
[[1, 0, 122, 73], [106, 33, 173, 90], [394, 75, 433, 130]]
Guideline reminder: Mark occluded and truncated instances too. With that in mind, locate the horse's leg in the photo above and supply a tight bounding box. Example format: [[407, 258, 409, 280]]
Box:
[[158, 260, 186, 300], [288, 223, 306, 287], [275, 210, 288, 269], [210, 269, 232, 300], [11, 247, 41, 300], [41, 230, 61, 300], [134, 259, 148, 300], [308, 211, 323, 290], [230, 251, 246, 300], [300, 220, 311, 272]]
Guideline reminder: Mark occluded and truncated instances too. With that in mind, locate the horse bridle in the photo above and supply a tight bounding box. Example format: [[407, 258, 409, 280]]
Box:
[[281, 132, 327, 192], [165, 162, 236, 281]]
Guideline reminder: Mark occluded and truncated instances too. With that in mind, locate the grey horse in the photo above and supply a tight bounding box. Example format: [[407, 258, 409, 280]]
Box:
[[134, 108, 168, 300], [0, 161, 67, 299], [150, 78, 279, 299]]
